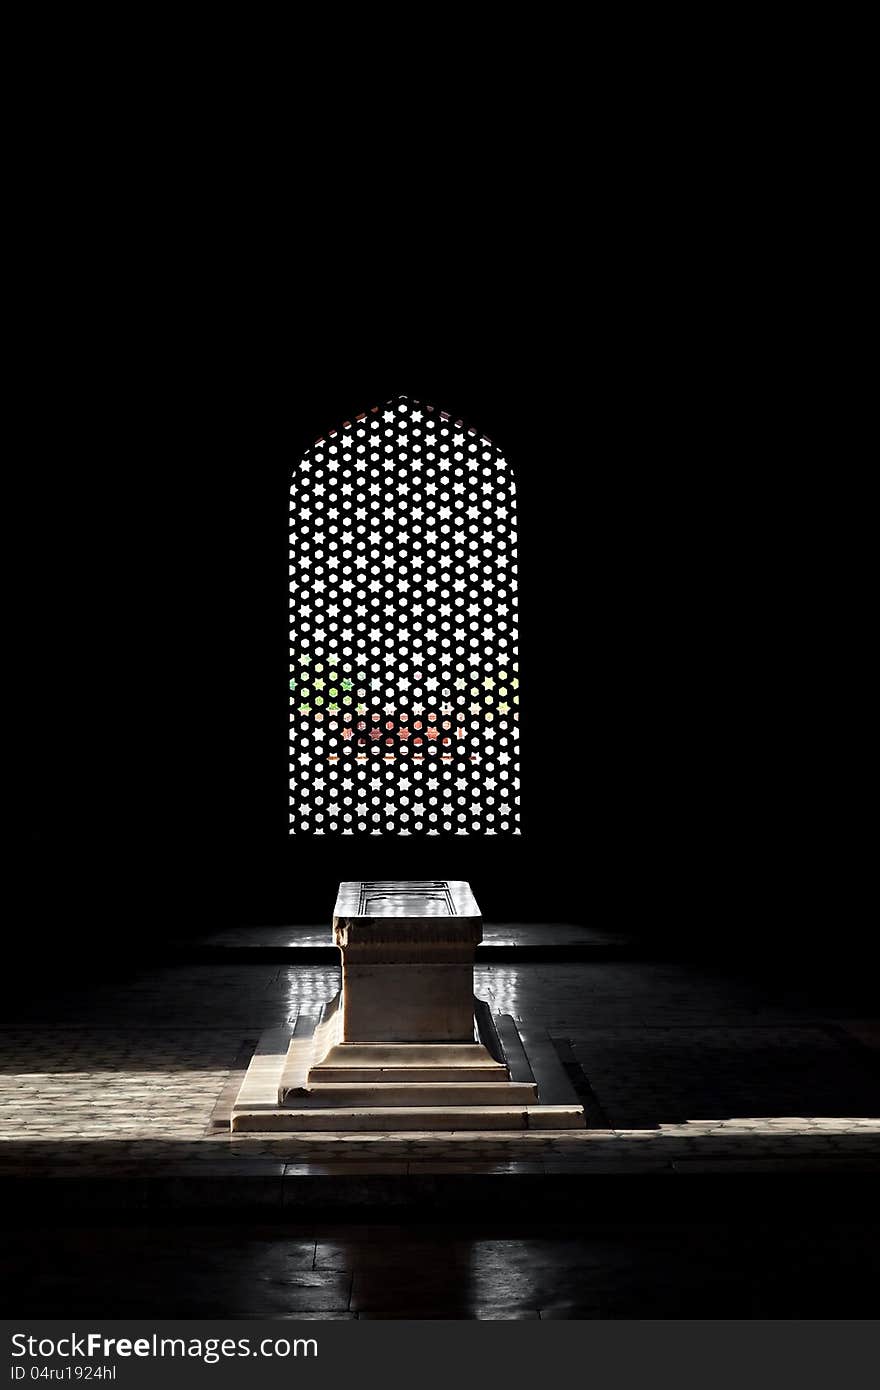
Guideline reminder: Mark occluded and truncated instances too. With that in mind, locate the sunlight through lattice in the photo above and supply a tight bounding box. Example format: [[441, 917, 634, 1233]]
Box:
[[290, 396, 520, 836]]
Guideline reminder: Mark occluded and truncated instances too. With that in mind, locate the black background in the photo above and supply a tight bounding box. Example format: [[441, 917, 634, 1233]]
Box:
[[12, 307, 866, 973]]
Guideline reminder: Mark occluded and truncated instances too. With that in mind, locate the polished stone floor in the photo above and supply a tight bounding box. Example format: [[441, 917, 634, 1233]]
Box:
[[1, 948, 877, 1151], [175, 922, 629, 950], [4, 1211, 879, 1318], [2, 932, 878, 1316]]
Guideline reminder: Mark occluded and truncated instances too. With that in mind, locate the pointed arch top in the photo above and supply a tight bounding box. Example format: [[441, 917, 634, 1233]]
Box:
[[290, 395, 520, 836]]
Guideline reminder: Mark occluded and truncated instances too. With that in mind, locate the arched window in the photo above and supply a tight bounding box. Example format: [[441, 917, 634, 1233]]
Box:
[[289, 396, 520, 836]]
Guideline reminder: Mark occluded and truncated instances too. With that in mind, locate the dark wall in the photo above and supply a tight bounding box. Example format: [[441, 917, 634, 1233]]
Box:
[[13, 329, 861, 964]]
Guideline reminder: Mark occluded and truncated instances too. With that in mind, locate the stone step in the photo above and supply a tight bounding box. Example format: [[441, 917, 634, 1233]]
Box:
[[313, 1043, 503, 1067], [231, 1019, 585, 1134], [231, 1105, 587, 1133], [307, 1068, 510, 1083], [308, 1041, 510, 1087], [292, 1082, 539, 1108]]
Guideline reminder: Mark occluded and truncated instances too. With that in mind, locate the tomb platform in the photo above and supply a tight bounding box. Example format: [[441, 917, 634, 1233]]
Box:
[[230, 880, 585, 1133]]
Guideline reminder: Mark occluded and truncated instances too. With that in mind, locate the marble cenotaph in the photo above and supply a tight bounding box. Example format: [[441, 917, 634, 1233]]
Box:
[[230, 880, 585, 1132]]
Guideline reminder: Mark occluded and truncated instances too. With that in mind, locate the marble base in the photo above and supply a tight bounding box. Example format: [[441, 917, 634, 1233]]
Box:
[[230, 1001, 586, 1133]]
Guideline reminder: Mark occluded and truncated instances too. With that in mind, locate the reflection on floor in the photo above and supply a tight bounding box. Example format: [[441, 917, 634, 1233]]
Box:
[[174, 923, 628, 949], [1, 934, 878, 1316], [4, 1214, 878, 1318], [1, 952, 877, 1146]]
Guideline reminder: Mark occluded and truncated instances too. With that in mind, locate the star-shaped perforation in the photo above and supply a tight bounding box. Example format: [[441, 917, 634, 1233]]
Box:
[[290, 396, 520, 836]]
